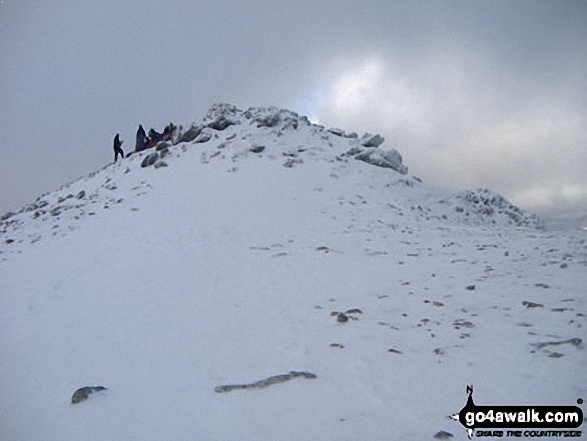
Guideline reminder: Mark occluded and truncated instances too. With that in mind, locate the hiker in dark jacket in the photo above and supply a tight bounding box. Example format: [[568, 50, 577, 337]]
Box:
[[163, 123, 175, 141], [149, 128, 165, 144], [113, 134, 124, 162], [135, 125, 149, 152]]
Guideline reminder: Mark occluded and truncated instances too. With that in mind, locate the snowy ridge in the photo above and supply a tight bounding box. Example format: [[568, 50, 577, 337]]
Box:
[[1, 104, 585, 441], [1, 103, 541, 250]]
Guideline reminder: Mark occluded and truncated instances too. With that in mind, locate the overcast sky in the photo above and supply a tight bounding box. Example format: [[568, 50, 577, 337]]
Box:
[[1, 0, 586, 221]]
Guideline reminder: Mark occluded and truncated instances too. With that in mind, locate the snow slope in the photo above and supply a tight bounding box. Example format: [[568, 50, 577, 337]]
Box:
[[1, 104, 585, 440]]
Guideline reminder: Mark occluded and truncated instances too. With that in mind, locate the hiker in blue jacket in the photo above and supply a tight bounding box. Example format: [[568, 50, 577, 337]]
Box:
[[135, 125, 149, 152]]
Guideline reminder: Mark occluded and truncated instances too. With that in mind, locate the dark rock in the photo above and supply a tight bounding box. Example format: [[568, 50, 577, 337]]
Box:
[[336, 313, 349, 323], [154, 161, 168, 168], [466, 285, 476, 291], [214, 371, 316, 393], [71, 386, 107, 404], [453, 319, 475, 329], [522, 301, 543, 308], [250, 144, 265, 153], [433, 430, 454, 439], [533, 338, 582, 349], [344, 147, 363, 156], [1, 211, 15, 221], [361, 133, 385, 147], [208, 116, 234, 131], [194, 132, 212, 143], [141, 152, 159, 168], [179, 125, 202, 143], [156, 141, 170, 151], [76, 191, 86, 199], [549, 352, 564, 358]]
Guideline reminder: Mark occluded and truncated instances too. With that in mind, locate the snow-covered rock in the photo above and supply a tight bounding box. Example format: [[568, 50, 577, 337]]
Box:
[[360, 132, 385, 147], [354, 147, 408, 174]]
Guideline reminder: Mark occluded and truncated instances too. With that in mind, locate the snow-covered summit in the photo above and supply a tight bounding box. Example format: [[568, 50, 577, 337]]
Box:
[[1, 103, 542, 250], [1, 104, 585, 441]]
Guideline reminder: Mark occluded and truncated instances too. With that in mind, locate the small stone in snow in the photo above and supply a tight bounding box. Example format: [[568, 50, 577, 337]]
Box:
[[433, 430, 454, 439], [522, 301, 544, 308], [71, 386, 107, 404], [250, 144, 265, 153]]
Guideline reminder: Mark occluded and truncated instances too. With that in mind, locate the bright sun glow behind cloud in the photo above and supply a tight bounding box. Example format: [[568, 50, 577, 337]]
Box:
[[310, 55, 587, 220]]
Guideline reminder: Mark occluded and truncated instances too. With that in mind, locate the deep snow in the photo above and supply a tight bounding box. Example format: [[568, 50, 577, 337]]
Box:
[[1, 104, 585, 440]]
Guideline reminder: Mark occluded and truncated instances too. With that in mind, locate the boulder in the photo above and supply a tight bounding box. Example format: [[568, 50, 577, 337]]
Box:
[[361, 133, 385, 148], [355, 148, 407, 174], [179, 125, 202, 143], [207, 116, 235, 131], [328, 128, 358, 139], [141, 152, 159, 168], [194, 132, 212, 143], [156, 141, 170, 151], [328, 128, 345, 137]]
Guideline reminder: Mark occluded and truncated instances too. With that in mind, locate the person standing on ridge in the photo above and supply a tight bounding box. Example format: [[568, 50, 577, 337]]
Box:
[[113, 133, 124, 162], [135, 124, 149, 152]]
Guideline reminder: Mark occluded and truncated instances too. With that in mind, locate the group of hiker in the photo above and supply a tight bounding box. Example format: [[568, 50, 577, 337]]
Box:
[[113, 123, 176, 162]]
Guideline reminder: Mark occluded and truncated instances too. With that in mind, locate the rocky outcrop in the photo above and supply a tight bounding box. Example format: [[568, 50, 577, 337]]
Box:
[[455, 189, 544, 229], [354, 148, 408, 174], [360, 133, 385, 147]]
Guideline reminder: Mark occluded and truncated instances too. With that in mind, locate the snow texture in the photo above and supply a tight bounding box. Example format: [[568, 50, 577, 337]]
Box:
[[1, 103, 585, 441]]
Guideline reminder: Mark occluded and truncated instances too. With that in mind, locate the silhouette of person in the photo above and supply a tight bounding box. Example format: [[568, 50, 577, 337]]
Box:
[[135, 125, 149, 152], [113, 133, 124, 162]]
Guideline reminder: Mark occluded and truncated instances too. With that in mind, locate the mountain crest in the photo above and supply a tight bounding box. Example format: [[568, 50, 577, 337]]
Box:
[[0, 103, 543, 251]]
